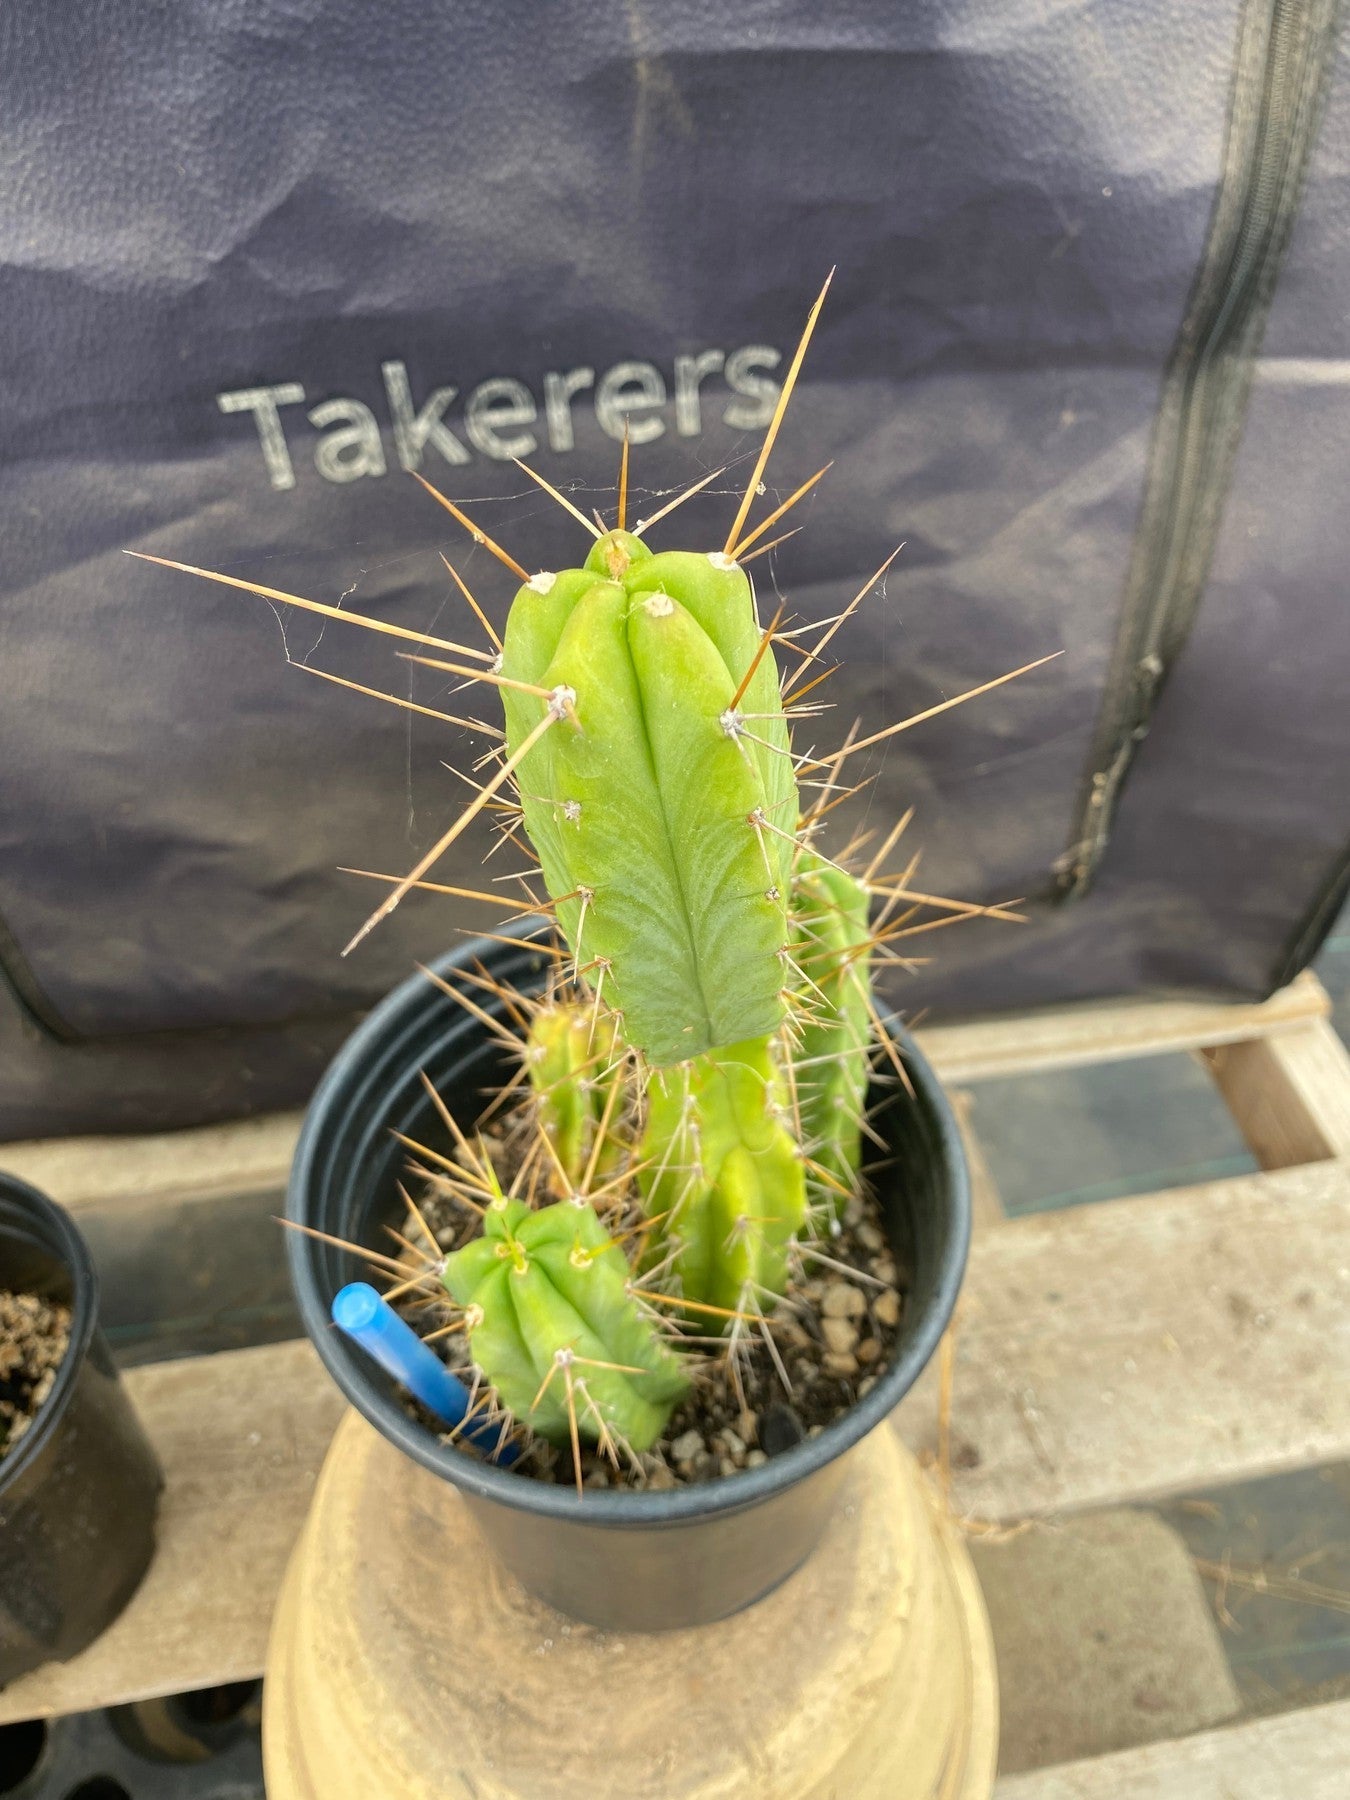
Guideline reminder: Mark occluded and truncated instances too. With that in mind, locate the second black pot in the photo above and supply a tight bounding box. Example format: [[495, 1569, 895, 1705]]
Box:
[[0, 1174, 163, 1684], [287, 924, 970, 1631]]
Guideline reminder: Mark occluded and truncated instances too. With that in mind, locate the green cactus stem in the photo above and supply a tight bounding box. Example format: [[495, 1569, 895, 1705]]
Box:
[[441, 1190, 688, 1453], [497, 532, 798, 1067], [791, 853, 873, 1214], [638, 1037, 807, 1316], [526, 1003, 624, 1193]]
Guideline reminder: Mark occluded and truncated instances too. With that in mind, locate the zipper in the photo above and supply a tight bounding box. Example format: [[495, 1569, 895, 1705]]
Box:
[[1055, 0, 1340, 898]]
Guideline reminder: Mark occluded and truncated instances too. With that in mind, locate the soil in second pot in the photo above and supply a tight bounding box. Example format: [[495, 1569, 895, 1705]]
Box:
[[0, 1289, 71, 1460], [387, 1101, 910, 1492]]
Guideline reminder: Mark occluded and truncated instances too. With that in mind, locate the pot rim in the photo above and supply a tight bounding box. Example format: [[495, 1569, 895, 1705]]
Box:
[[288, 925, 970, 1527], [0, 1173, 100, 1495]]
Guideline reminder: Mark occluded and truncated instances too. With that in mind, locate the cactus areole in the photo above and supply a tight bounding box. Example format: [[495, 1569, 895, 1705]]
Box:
[[499, 530, 797, 1068]]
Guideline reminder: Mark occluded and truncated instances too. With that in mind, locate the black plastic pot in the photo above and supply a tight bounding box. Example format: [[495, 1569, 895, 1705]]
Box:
[[287, 923, 970, 1632], [0, 1176, 162, 1683], [0, 1685, 265, 1797]]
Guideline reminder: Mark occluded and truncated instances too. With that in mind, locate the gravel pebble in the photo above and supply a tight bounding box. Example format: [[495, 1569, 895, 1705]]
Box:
[[822, 1316, 859, 1355], [716, 1428, 747, 1464], [822, 1281, 868, 1320], [823, 1351, 860, 1378], [671, 1429, 705, 1465], [856, 1336, 881, 1365], [873, 1290, 901, 1329]]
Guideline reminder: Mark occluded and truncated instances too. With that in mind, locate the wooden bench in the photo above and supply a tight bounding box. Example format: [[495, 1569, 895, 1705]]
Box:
[[2, 972, 1348, 1794]]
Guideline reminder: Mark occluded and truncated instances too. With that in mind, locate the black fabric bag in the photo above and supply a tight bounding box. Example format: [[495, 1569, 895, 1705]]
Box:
[[2, 1, 1346, 1137]]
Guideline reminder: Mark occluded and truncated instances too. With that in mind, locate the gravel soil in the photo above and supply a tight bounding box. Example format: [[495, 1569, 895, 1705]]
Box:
[[389, 1105, 909, 1491], [0, 1290, 71, 1460]]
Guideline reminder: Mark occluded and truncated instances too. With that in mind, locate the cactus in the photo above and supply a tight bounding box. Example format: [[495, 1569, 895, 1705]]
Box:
[[441, 1186, 688, 1453], [637, 1037, 807, 1316], [139, 278, 1044, 1473], [526, 1003, 624, 1193], [497, 535, 797, 1068], [790, 854, 874, 1214]]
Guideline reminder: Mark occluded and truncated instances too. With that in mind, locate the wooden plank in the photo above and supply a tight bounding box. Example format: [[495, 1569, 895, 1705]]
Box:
[[896, 1157, 1350, 1520], [0, 1112, 302, 1215], [1204, 1017, 1350, 1167], [994, 1697, 1350, 1798], [0, 971, 1339, 1722], [4, 1155, 1343, 1720], [973, 1509, 1239, 1775], [0, 1338, 343, 1724], [0, 976, 1326, 1219], [916, 970, 1328, 1085]]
